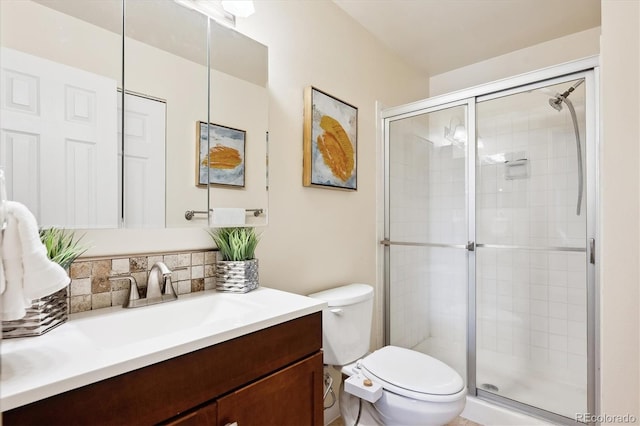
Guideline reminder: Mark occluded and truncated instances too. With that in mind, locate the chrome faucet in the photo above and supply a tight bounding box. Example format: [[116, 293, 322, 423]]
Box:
[[109, 262, 178, 308], [147, 262, 176, 300]]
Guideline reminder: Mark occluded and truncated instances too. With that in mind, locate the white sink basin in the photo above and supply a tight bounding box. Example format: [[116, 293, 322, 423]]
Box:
[[67, 290, 267, 348], [1, 286, 326, 412]]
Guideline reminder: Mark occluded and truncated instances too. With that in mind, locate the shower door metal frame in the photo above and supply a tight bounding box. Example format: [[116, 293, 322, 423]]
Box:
[[473, 69, 599, 426], [381, 56, 599, 425], [381, 96, 474, 352]]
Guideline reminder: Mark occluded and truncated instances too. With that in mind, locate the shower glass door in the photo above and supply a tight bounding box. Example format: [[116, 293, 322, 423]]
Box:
[[383, 64, 596, 425], [385, 102, 470, 381], [475, 77, 590, 419]]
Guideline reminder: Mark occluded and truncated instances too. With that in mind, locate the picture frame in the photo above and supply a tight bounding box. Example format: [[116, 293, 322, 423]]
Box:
[[196, 121, 246, 187], [303, 86, 357, 190]]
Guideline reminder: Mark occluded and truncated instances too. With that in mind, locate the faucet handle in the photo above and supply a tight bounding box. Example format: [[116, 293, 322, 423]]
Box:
[[109, 275, 140, 307], [163, 274, 177, 298]]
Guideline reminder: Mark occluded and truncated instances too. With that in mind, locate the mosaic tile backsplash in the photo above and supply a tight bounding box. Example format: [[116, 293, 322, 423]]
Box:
[[66, 250, 218, 314]]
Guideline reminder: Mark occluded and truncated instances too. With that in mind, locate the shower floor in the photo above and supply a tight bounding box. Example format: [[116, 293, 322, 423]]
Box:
[[412, 338, 586, 421]]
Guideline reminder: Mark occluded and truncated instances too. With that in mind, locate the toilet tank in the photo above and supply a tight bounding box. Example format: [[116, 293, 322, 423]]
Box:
[[308, 283, 374, 366]]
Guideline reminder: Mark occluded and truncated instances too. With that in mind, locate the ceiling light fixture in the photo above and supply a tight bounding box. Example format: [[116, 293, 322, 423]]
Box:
[[221, 0, 255, 18], [173, 0, 236, 27]]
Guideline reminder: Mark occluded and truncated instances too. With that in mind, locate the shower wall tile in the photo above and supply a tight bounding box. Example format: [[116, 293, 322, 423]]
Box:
[[475, 101, 588, 389], [389, 118, 467, 380]]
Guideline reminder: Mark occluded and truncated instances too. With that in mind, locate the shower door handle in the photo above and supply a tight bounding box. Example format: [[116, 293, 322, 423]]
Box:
[[379, 239, 467, 249], [589, 238, 596, 264], [466, 241, 475, 251]]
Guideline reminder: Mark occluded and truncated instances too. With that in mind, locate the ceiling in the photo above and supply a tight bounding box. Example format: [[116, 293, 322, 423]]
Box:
[[333, 0, 601, 76]]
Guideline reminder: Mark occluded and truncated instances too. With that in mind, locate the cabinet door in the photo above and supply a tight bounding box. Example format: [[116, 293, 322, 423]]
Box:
[[217, 352, 323, 426], [163, 401, 217, 426]]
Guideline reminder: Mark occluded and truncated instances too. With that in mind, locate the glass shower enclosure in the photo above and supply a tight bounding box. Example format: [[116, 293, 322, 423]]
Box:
[[382, 62, 597, 424]]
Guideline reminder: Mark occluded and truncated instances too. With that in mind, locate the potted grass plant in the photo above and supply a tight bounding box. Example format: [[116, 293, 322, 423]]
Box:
[[2, 228, 87, 338], [209, 227, 260, 293], [39, 227, 88, 269]]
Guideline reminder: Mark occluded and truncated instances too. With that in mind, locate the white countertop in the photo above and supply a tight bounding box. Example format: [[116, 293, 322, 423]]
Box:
[[1, 287, 326, 411]]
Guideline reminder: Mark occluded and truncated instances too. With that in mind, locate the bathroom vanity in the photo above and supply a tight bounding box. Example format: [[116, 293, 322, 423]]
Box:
[[1, 288, 325, 425]]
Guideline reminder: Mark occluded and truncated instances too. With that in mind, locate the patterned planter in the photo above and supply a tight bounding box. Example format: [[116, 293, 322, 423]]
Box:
[[215, 259, 259, 293], [2, 287, 68, 339]]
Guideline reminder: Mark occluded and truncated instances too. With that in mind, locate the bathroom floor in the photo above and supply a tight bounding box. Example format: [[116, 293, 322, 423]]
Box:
[[328, 416, 481, 426]]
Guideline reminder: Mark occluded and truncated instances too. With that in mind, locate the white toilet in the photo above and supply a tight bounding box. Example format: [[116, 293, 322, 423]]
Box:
[[309, 283, 466, 426]]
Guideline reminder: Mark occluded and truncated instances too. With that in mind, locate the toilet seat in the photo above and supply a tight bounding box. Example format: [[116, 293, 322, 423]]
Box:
[[360, 346, 465, 403]]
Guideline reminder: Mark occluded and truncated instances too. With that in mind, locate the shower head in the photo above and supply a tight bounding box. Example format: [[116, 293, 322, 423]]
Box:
[[549, 97, 564, 111], [548, 79, 584, 111]]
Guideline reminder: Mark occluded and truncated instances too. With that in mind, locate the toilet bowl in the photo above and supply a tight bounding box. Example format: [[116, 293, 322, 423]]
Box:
[[309, 284, 466, 426], [341, 346, 467, 426]]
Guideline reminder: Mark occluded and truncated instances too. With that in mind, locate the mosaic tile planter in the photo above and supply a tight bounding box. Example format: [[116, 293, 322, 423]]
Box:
[[216, 259, 259, 293], [2, 288, 68, 339]]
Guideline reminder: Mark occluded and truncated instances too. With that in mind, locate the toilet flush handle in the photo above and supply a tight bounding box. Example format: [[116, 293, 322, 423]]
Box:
[[329, 308, 344, 315]]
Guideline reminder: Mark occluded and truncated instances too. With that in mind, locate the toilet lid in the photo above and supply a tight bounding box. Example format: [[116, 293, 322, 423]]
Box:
[[360, 346, 464, 398]]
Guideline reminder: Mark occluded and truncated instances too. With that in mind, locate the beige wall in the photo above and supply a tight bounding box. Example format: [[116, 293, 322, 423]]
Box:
[[234, 0, 428, 348], [429, 27, 601, 96], [0, 1, 121, 83], [600, 0, 640, 420]]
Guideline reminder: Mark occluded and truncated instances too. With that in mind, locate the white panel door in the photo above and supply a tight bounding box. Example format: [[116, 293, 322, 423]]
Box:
[[117, 93, 166, 228], [0, 47, 118, 228]]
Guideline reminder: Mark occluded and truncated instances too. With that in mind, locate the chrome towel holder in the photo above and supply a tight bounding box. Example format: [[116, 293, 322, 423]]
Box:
[[184, 208, 264, 221]]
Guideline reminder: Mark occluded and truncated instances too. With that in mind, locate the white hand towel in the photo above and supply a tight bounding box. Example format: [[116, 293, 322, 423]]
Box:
[[0, 225, 5, 295], [211, 208, 246, 226], [0, 170, 6, 295], [8, 201, 70, 300], [1, 215, 29, 320]]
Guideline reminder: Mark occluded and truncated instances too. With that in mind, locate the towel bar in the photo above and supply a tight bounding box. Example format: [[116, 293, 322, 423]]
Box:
[[184, 208, 264, 220]]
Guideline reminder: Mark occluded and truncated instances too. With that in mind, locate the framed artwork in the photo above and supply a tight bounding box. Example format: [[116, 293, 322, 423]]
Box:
[[197, 121, 246, 187], [303, 86, 357, 190]]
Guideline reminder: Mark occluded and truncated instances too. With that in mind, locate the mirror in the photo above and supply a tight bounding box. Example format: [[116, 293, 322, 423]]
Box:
[[1, 0, 122, 228], [0, 0, 269, 229], [123, 0, 208, 229]]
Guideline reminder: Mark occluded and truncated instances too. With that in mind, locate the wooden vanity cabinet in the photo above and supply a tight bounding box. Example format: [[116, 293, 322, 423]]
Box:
[[3, 312, 324, 426], [216, 353, 322, 426]]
